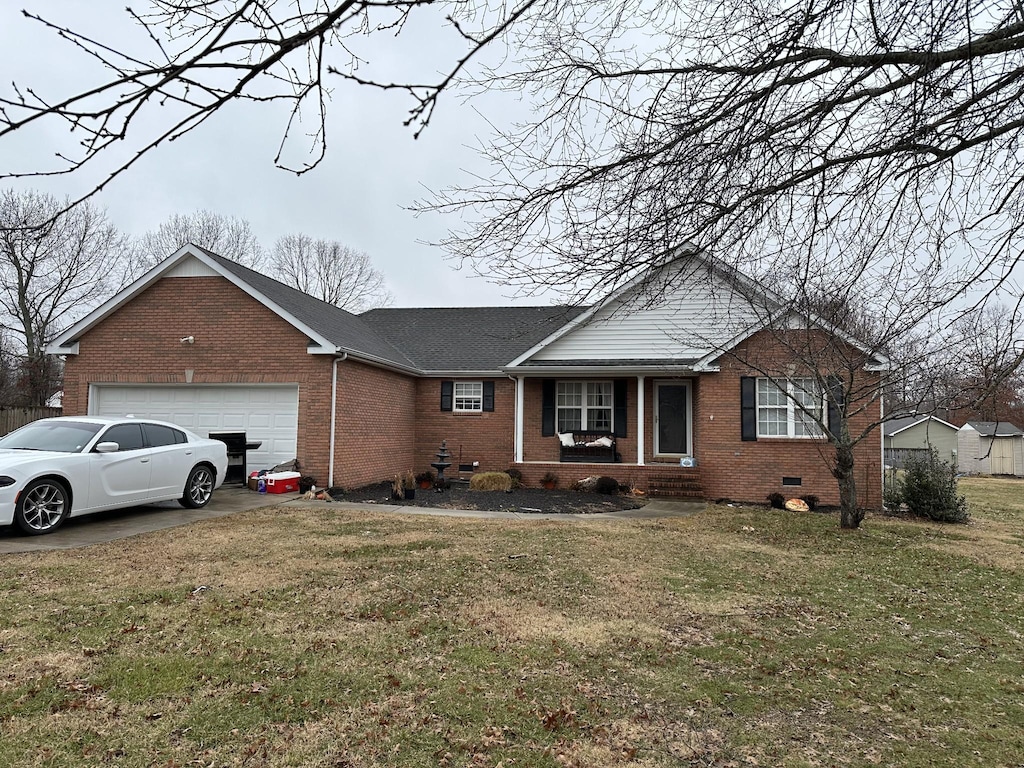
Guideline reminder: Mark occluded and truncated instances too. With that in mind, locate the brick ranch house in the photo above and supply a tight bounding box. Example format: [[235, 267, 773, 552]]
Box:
[[48, 245, 887, 507]]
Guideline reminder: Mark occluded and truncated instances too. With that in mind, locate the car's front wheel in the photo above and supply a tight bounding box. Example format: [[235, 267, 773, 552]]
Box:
[[180, 465, 215, 509], [15, 479, 70, 535]]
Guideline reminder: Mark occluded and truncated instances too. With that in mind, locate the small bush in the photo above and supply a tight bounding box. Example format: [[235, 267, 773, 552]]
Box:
[[594, 476, 619, 495], [767, 492, 786, 509], [800, 494, 819, 511], [882, 474, 904, 514], [470, 472, 513, 492], [890, 449, 969, 523], [540, 471, 559, 488], [505, 468, 523, 489], [414, 470, 436, 486]]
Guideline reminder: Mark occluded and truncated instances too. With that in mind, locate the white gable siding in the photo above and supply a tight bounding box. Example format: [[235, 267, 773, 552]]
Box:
[[165, 256, 220, 278], [532, 271, 761, 361]]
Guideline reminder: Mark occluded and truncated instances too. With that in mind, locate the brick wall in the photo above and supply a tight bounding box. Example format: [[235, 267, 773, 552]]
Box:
[[62, 276, 336, 481], [414, 378, 517, 475], [334, 360, 418, 488], [696, 330, 882, 508], [517, 330, 883, 508]]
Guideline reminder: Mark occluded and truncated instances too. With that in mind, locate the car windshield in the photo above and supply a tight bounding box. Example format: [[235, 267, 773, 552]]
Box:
[[0, 421, 104, 453]]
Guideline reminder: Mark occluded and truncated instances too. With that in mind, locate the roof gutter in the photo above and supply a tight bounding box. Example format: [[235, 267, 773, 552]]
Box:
[[328, 352, 348, 487]]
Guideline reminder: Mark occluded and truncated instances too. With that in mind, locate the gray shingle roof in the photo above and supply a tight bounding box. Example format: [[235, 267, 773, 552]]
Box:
[[359, 306, 587, 372], [200, 248, 585, 372], [966, 420, 1024, 437], [882, 415, 924, 436]]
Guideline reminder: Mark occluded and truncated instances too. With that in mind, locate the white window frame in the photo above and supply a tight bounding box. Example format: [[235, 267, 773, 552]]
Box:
[[557, 381, 613, 433], [454, 381, 484, 413], [756, 377, 825, 439]]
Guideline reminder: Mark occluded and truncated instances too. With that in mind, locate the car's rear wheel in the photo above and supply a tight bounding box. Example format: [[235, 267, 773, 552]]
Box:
[[15, 479, 70, 535], [180, 465, 214, 509]]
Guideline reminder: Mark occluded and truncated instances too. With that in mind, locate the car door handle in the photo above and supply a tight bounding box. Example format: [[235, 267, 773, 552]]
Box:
[[140, 458, 150, 463]]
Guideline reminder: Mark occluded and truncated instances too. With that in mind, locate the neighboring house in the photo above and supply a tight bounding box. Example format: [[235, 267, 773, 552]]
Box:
[[958, 421, 1024, 476], [47, 245, 887, 507], [882, 414, 959, 467]]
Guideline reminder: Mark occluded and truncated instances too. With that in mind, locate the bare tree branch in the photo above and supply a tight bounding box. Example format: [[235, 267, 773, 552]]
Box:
[[270, 234, 393, 311]]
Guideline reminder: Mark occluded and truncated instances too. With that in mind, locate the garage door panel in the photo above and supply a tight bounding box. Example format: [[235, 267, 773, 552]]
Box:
[[91, 385, 299, 471], [246, 414, 272, 430]]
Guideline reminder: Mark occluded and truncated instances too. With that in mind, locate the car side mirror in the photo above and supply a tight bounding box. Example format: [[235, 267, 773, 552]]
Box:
[[95, 442, 120, 453]]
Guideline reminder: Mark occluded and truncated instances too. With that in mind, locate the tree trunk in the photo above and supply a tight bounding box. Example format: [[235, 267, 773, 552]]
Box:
[[834, 440, 863, 529]]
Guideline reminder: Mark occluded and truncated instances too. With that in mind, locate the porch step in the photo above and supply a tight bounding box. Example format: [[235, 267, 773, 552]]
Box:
[[646, 470, 704, 499]]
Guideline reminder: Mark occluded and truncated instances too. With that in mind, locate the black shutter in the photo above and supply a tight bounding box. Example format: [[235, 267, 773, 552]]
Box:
[[613, 379, 627, 437], [440, 380, 453, 412], [541, 379, 556, 436], [827, 375, 843, 437], [741, 377, 757, 441], [483, 381, 495, 412]]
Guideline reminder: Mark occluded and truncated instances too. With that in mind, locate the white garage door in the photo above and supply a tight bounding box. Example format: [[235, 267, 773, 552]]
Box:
[[90, 384, 299, 471]]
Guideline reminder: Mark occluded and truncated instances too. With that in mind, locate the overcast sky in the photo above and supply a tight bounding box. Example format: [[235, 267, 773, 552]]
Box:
[[0, 2, 549, 309]]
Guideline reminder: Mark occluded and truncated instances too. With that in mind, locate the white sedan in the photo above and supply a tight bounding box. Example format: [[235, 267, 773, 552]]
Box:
[[0, 416, 228, 535]]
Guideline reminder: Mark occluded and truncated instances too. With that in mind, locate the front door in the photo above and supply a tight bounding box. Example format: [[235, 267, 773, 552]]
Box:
[[655, 381, 691, 456]]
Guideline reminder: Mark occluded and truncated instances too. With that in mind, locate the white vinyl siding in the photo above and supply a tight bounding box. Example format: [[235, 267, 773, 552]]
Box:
[[164, 256, 220, 278], [557, 381, 612, 432], [454, 381, 483, 412], [531, 263, 761, 362], [757, 378, 824, 438]]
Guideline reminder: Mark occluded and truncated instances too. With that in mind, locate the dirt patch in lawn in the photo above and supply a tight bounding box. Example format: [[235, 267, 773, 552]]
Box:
[[329, 480, 647, 515]]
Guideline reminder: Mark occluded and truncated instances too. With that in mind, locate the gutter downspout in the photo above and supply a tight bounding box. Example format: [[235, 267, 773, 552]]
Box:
[[329, 352, 348, 487]]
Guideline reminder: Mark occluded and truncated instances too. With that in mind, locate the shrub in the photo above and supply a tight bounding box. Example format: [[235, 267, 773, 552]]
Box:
[[800, 494, 819, 511], [414, 470, 436, 487], [505, 468, 523, 489], [767, 492, 786, 509], [892, 449, 969, 523], [594, 476, 619, 495], [470, 472, 513, 492], [882, 474, 904, 514]]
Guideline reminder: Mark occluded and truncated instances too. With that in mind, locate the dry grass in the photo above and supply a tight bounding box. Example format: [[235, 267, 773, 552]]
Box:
[[1, 480, 1022, 767], [468, 471, 513, 491]]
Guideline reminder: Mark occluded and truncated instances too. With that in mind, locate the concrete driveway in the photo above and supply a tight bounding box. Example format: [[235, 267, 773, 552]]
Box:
[[0, 486, 286, 554], [1, 488, 703, 554]]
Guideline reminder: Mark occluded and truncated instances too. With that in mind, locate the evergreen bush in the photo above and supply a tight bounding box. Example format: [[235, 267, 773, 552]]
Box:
[[891, 449, 970, 523]]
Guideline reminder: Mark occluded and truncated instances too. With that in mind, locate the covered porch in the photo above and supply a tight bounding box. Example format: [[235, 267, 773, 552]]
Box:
[[508, 368, 709, 497]]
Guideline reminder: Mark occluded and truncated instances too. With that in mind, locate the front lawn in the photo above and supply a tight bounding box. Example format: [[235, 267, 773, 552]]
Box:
[[1, 480, 1021, 766]]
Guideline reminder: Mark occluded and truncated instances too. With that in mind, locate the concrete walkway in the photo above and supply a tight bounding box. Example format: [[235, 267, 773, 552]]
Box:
[[0, 488, 704, 554]]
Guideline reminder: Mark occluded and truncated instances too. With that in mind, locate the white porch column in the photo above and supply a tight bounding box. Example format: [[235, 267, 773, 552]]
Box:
[[637, 374, 645, 465], [514, 376, 524, 463]]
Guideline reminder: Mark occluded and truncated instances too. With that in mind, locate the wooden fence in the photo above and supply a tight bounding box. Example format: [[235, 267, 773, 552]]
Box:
[[0, 406, 62, 436], [884, 447, 958, 469]]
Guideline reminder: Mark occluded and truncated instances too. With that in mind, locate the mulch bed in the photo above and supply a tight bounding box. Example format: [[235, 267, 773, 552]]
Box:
[[329, 481, 647, 515]]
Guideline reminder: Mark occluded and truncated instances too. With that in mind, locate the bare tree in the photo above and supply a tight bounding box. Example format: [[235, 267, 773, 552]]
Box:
[[0, 189, 125, 405], [1, 2, 1022, 301], [133, 211, 266, 273], [433, 0, 1024, 308], [0, 330, 18, 407], [271, 234, 392, 312], [930, 303, 1024, 425], [0, 0, 541, 214]]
